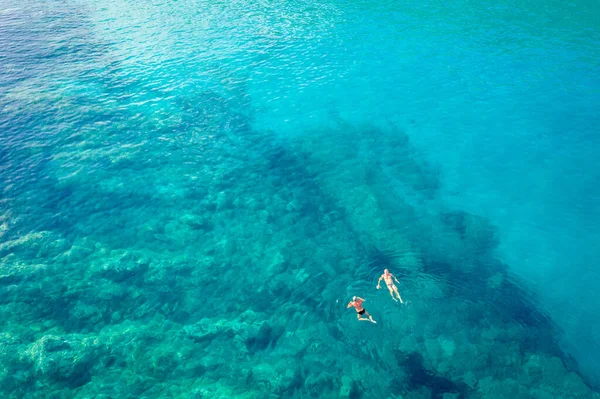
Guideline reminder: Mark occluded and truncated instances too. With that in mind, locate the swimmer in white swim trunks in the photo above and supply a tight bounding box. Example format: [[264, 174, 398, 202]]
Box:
[[376, 269, 403, 303]]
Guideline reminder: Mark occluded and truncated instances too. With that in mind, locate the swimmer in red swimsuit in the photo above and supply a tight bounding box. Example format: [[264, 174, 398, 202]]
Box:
[[377, 268, 403, 303], [347, 296, 376, 323]]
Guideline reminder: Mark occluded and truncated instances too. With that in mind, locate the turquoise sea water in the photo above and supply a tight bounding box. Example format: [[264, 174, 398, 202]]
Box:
[[1, 0, 600, 397]]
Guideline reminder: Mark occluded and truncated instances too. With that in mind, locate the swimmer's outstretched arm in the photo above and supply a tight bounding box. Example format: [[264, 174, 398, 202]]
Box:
[[347, 302, 353, 308], [392, 274, 399, 283], [376, 275, 383, 289]]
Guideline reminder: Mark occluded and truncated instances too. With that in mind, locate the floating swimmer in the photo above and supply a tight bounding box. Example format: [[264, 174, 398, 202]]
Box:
[[347, 296, 376, 323], [376, 268, 403, 303]]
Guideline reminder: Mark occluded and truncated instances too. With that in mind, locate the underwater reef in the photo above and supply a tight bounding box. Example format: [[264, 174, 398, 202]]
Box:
[[1, 81, 599, 398], [1, 5, 599, 395]]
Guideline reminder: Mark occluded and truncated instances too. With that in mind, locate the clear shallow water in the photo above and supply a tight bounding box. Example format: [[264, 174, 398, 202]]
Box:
[[1, 0, 599, 398]]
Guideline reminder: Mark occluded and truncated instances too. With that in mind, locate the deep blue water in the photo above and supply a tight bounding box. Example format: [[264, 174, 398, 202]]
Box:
[[1, 0, 599, 397]]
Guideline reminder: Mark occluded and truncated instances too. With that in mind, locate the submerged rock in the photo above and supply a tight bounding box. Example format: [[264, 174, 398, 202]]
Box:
[[24, 335, 100, 388], [339, 375, 358, 399], [183, 318, 232, 343], [91, 250, 150, 283], [438, 336, 456, 357]]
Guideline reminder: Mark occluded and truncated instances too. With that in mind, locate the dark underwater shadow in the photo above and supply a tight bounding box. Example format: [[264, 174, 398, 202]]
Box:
[[393, 351, 470, 399], [282, 117, 596, 393]]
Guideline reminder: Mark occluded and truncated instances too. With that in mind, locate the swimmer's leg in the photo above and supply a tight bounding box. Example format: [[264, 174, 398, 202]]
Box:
[[364, 311, 377, 324], [387, 286, 398, 302], [393, 286, 403, 303]]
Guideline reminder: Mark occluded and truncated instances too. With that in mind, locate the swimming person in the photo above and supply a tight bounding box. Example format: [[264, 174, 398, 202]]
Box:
[[376, 269, 403, 303], [347, 296, 377, 323]]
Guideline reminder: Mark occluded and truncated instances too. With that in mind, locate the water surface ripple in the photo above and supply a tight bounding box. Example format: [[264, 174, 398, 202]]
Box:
[[1, 0, 599, 398]]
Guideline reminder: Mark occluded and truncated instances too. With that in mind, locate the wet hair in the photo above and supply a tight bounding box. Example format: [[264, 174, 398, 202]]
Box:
[[353, 296, 357, 301]]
